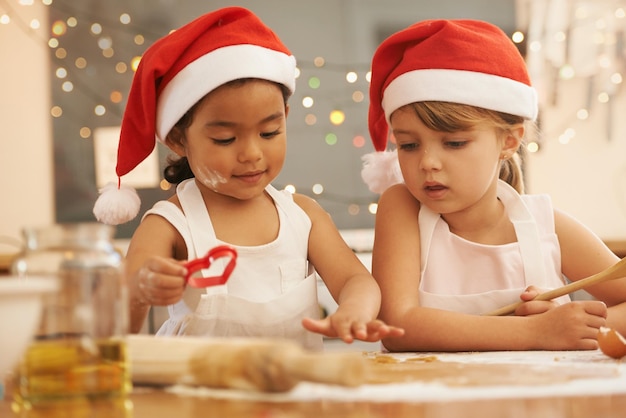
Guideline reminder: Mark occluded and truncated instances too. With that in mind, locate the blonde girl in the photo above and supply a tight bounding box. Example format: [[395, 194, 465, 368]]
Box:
[[362, 19, 626, 352]]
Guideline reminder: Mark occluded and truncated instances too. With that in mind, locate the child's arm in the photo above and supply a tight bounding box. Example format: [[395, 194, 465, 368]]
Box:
[[372, 184, 608, 352], [124, 214, 188, 333], [554, 208, 626, 335], [293, 194, 404, 343]]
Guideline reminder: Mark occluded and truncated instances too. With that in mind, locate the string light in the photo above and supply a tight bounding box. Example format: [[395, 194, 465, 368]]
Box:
[[329, 109, 345, 125], [558, 128, 576, 145], [352, 91, 365, 102], [345, 71, 358, 83], [312, 184, 324, 195], [79, 127, 91, 138], [576, 108, 589, 120], [308, 76, 321, 89], [304, 114, 317, 125], [324, 133, 338, 145], [159, 179, 172, 191], [526, 141, 540, 153], [313, 56, 325, 67]]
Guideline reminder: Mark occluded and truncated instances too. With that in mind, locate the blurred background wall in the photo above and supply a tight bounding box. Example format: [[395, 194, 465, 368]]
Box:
[[1, 0, 625, 251]]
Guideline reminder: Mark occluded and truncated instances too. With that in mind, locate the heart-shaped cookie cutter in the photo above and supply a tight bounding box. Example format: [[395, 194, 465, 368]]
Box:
[[183, 245, 237, 288]]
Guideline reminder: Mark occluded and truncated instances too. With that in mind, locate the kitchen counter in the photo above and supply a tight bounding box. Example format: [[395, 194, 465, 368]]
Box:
[[2, 349, 625, 418], [3, 388, 624, 418]]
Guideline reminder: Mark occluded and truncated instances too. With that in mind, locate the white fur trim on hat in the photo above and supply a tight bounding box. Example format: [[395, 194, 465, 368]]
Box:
[[156, 44, 297, 143], [382, 69, 538, 122]]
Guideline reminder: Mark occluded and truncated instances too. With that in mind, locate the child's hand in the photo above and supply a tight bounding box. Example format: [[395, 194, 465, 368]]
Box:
[[514, 285, 558, 316], [527, 300, 607, 350], [302, 314, 404, 343], [135, 256, 188, 306]]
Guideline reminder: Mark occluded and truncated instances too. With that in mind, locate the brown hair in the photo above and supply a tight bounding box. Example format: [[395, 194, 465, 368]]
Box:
[[407, 101, 533, 193]]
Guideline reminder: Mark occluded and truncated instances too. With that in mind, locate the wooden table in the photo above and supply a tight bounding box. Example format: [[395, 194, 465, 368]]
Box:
[[2, 349, 625, 418], [2, 389, 626, 418]]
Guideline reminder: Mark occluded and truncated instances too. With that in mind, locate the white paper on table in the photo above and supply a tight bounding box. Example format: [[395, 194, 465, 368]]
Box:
[[166, 350, 626, 403]]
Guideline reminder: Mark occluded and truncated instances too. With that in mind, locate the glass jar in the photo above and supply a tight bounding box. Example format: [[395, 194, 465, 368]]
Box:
[[10, 223, 131, 407]]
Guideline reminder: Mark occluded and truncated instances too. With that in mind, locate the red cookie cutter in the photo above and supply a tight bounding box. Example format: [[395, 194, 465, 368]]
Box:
[[183, 245, 237, 288]]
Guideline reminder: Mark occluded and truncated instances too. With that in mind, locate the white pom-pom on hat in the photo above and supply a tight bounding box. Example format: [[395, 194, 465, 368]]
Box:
[[93, 182, 141, 225], [361, 150, 403, 194]]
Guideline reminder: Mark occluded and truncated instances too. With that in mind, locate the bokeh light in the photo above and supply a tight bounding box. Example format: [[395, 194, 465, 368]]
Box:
[[329, 110, 345, 125]]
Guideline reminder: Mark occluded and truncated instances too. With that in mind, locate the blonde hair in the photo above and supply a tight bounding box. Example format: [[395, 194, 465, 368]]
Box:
[[407, 101, 534, 194]]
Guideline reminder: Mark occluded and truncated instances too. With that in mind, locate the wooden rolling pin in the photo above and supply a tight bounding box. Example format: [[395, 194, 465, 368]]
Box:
[[484, 257, 626, 316], [128, 335, 368, 392]]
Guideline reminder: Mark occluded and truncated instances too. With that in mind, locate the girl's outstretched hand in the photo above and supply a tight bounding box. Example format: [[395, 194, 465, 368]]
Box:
[[301, 315, 405, 343]]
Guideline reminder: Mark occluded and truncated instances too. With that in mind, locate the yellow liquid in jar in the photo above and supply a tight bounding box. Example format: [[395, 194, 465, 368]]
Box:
[[14, 337, 131, 406]]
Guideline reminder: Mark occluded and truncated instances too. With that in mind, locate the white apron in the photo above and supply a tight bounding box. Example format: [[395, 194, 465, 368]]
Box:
[[145, 179, 323, 350], [418, 180, 570, 315]]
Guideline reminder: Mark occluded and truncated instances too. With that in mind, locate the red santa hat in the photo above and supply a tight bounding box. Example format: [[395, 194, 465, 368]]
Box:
[[362, 19, 538, 193], [93, 6, 296, 225]]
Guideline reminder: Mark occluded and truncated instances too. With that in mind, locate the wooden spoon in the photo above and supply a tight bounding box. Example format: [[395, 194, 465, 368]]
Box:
[[484, 257, 626, 316]]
